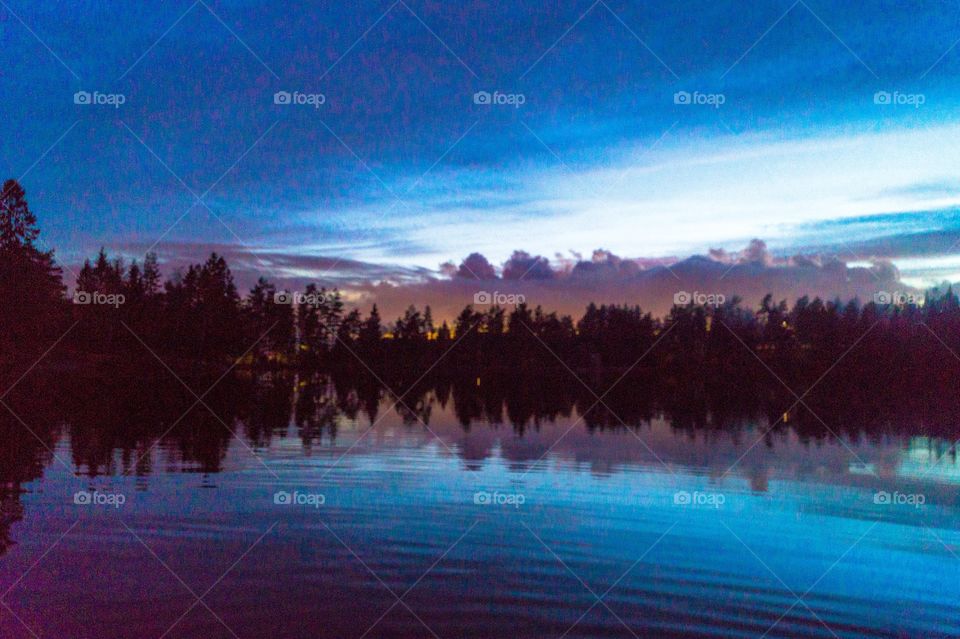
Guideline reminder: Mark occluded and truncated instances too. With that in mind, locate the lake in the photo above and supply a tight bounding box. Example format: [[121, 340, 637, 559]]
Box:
[[0, 372, 958, 638]]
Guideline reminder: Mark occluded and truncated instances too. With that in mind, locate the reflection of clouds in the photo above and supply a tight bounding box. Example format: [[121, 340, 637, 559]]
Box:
[[358, 398, 959, 500], [896, 437, 960, 483]]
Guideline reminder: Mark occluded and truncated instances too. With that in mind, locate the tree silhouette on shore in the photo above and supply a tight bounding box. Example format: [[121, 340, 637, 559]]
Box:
[[0, 179, 65, 365], [3, 176, 960, 400]]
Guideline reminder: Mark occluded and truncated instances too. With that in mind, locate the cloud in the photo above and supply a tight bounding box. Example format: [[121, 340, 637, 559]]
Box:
[[346, 240, 923, 322], [570, 249, 640, 278], [502, 251, 554, 280], [76, 241, 430, 293], [453, 253, 497, 280]]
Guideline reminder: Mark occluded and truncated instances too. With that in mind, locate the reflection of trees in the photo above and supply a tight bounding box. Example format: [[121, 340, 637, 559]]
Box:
[[4, 362, 959, 479], [237, 372, 296, 447], [1, 366, 295, 481], [0, 354, 957, 559], [0, 489, 24, 556], [59, 366, 260, 476], [295, 374, 340, 451], [395, 391, 433, 428], [0, 373, 63, 556]]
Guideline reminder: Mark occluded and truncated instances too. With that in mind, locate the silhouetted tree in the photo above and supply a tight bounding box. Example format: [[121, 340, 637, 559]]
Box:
[[0, 179, 65, 365], [244, 277, 295, 364]]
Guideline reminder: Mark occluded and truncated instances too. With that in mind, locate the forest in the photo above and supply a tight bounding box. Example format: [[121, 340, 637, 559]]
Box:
[[2, 177, 960, 400]]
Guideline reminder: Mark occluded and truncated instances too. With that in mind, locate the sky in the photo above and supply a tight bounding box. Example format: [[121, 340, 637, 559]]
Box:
[[3, 0, 960, 316]]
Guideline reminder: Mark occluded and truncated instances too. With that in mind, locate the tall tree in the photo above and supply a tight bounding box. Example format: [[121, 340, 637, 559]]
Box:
[[0, 179, 40, 251], [0, 180, 65, 362]]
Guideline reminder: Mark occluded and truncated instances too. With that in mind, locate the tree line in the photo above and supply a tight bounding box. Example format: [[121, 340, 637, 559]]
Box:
[[3, 177, 960, 397]]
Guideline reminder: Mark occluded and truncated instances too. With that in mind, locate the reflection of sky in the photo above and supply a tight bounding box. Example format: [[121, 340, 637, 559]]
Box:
[[217, 403, 960, 497], [14, 406, 960, 638], [3, 1, 960, 284]]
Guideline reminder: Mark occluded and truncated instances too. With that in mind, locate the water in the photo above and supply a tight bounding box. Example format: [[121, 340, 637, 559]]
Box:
[[1, 376, 958, 638]]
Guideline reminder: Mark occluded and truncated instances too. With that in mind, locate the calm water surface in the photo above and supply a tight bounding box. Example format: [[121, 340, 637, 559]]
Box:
[[2, 384, 959, 638]]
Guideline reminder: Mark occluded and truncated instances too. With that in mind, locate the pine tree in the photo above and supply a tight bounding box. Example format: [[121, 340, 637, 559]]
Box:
[[142, 252, 161, 297], [0, 179, 65, 359], [0, 179, 40, 251], [358, 305, 383, 359]]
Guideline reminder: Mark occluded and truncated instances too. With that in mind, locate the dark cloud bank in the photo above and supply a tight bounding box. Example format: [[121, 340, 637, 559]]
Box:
[[95, 239, 927, 324], [361, 240, 915, 323]]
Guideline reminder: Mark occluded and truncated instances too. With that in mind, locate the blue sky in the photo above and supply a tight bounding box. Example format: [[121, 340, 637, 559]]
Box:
[[3, 0, 960, 289]]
